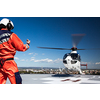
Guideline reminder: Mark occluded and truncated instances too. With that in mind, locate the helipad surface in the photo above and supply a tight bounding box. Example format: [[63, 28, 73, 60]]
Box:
[[6, 74, 100, 84]]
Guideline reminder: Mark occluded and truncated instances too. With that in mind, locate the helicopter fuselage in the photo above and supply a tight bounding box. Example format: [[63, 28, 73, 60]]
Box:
[[63, 51, 82, 74]]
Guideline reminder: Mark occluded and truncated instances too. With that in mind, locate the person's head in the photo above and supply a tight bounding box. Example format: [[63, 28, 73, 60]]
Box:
[[0, 18, 14, 31]]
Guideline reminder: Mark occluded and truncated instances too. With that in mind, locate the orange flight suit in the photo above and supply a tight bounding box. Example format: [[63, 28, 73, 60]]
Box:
[[0, 29, 29, 84]]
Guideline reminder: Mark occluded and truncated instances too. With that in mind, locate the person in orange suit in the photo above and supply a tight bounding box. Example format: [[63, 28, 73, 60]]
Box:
[[0, 18, 30, 84]]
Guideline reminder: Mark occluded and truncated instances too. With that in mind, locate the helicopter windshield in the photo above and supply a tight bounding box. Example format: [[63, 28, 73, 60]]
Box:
[[71, 53, 78, 59], [63, 53, 70, 60], [63, 53, 81, 62]]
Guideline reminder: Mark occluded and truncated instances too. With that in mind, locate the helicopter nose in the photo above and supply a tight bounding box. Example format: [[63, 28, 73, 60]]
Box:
[[71, 60, 77, 64]]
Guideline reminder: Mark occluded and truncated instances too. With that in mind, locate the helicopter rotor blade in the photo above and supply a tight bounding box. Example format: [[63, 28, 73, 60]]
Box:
[[72, 34, 86, 47], [85, 48, 100, 50], [37, 47, 100, 51], [77, 49, 86, 50], [37, 34, 100, 51], [77, 48, 100, 50], [37, 47, 71, 50]]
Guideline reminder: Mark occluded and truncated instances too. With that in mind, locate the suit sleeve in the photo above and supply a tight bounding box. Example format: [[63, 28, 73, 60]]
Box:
[[10, 33, 29, 51]]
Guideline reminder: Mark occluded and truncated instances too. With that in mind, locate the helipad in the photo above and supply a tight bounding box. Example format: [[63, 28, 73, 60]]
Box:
[[6, 74, 100, 84]]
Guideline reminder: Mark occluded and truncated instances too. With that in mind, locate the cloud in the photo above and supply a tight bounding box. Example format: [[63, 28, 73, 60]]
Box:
[[31, 58, 35, 61], [14, 57, 19, 60], [31, 58, 62, 63], [95, 62, 100, 65], [34, 58, 53, 63], [81, 61, 92, 64], [42, 53, 45, 55], [34, 53, 38, 56], [20, 59, 25, 61], [20, 59, 29, 62], [54, 58, 63, 63], [29, 53, 33, 55]]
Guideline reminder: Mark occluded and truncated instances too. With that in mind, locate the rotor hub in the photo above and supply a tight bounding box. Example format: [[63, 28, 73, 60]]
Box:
[[71, 47, 77, 51]]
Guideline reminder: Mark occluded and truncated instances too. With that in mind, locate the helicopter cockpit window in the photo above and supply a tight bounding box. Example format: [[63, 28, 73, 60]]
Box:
[[63, 53, 70, 60], [71, 53, 78, 59]]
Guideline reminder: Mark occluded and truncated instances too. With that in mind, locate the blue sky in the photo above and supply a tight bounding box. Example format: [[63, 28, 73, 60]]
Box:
[[0, 17, 100, 69]]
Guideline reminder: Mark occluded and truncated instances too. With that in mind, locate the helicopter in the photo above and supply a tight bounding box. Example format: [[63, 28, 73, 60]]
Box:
[[37, 34, 88, 74]]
